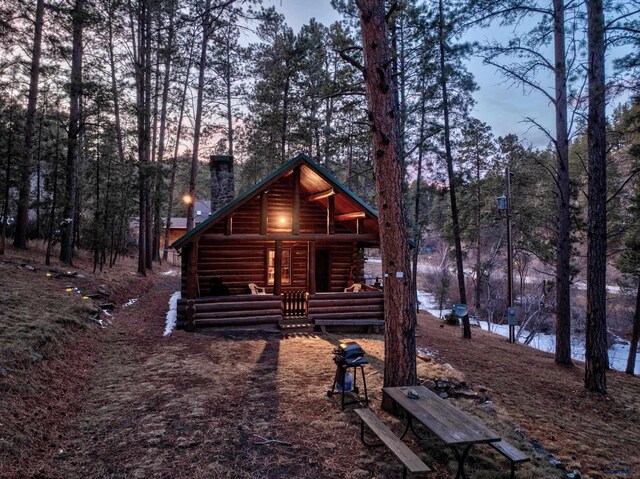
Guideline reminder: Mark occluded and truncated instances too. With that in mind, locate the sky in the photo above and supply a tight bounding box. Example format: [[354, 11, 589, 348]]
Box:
[[263, 0, 556, 148], [262, 0, 628, 150]]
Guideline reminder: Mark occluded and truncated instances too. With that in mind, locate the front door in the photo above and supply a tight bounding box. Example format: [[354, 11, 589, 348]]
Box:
[[315, 249, 330, 292]]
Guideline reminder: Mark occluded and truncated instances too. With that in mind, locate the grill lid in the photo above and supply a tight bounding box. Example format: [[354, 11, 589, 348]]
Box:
[[338, 341, 366, 359]]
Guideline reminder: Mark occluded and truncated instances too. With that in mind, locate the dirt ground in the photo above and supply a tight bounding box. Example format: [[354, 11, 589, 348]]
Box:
[[1, 250, 639, 479]]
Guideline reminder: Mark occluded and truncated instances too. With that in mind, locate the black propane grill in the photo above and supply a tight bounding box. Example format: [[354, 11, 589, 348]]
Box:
[[327, 341, 369, 409]]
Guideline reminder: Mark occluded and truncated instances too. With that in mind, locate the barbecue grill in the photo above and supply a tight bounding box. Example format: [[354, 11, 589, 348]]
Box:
[[327, 341, 369, 409]]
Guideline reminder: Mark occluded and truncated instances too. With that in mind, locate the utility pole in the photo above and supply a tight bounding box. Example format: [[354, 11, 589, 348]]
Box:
[[498, 167, 515, 343], [506, 167, 514, 343]]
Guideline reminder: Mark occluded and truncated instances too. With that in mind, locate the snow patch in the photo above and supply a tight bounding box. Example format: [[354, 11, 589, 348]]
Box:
[[162, 270, 179, 276], [478, 321, 640, 373], [123, 298, 138, 307], [164, 291, 181, 336], [416, 288, 639, 373], [417, 290, 448, 319]]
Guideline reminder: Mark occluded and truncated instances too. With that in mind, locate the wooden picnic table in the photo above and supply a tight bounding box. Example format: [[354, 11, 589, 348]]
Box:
[[383, 385, 501, 479]]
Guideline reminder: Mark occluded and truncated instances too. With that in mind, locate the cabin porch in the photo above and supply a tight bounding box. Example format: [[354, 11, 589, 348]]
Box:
[[176, 289, 384, 331]]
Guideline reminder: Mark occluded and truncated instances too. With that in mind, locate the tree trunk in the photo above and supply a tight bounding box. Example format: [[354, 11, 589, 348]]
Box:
[[412, 83, 427, 312], [356, 0, 417, 412], [225, 32, 234, 156], [107, 0, 126, 165], [439, 0, 471, 338], [475, 145, 482, 312], [163, 33, 195, 259], [281, 74, 290, 163], [585, 0, 608, 393], [553, 0, 573, 366], [626, 281, 640, 375], [155, 5, 175, 262], [144, 5, 153, 269], [14, 0, 45, 249], [35, 97, 46, 239], [187, 0, 212, 232], [45, 116, 61, 266], [131, 0, 150, 275], [60, 0, 84, 265], [1, 102, 15, 256]]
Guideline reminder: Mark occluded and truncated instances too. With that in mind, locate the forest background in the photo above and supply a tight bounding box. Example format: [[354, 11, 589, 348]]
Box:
[[0, 0, 639, 385]]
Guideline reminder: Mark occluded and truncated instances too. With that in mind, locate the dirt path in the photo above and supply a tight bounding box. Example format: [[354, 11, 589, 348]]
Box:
[[51, 277, 363, 479]]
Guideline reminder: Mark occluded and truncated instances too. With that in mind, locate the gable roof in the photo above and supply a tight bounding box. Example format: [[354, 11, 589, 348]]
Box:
[[171, 153, 378, 249]]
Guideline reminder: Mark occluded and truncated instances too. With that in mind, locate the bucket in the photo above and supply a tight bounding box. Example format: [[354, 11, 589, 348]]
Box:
[[336, 371, 353, 392]]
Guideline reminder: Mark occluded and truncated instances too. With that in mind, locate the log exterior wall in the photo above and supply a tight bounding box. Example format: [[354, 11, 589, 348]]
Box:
[[178, 173, 366, 297], [184, 239, 362, 296]]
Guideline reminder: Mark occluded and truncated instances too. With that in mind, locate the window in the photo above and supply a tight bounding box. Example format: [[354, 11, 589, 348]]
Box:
[[267, 249, 291, 285]]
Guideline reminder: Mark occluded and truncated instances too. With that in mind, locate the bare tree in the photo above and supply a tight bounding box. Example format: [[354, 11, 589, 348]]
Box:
[[467, 0, 580, 364]]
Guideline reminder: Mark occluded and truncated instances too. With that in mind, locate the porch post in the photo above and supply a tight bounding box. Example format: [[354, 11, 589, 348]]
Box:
[[309, 240, 316, 294], [274, 240, 283, 295], [224, 215, 233, 235], [327, 195, 335, 234], [292, 166, 300, 235]]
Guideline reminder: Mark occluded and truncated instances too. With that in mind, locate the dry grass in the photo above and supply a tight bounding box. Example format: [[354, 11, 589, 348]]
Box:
[[0, 252, 93, 365], [1, 247, 639, 479], [418, 318, 640, 479], [0, 244, 171, 477]]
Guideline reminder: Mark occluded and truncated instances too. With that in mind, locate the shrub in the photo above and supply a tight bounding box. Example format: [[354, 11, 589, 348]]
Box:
[[443, 313, 460, 326]]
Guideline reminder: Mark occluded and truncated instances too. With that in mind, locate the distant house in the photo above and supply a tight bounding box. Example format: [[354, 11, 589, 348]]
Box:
[[171, 153, 383, 331], [167, 199, 212, 245]]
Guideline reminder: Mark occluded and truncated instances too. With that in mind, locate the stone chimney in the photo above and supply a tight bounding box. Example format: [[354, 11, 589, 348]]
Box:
[[210, 155, 234, 212]]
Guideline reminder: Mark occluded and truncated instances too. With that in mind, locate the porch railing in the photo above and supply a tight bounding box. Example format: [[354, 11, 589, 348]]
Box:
[[282, 290, 308, 318]]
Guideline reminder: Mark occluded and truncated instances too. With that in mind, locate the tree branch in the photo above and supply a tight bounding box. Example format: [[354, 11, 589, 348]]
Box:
[[607, 167, 640, 204], [335, 47, 365, 73], [484, 59, 556, 103]]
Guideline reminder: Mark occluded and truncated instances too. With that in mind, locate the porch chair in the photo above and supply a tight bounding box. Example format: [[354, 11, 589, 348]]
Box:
[[344, 283, 362, 293], [248, 283, 267, 295]]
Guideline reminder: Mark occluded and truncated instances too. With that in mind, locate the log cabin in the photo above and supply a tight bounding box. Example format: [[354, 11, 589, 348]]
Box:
[[172, 153, 383, 331]]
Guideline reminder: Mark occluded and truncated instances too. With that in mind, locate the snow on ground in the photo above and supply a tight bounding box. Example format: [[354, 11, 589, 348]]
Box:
[[418, 290, 639, 373], [163, 291, 181, 336], [162, 269, 179, 277], [417, 290, 447, 319]]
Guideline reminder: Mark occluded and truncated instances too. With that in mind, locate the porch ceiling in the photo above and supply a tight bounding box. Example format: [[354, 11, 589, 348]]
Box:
[[297, 164, 378, 233]]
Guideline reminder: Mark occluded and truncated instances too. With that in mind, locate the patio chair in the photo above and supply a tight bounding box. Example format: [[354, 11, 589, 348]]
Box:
[[248, 283, 267, 295], [344, 283, 362, 293]]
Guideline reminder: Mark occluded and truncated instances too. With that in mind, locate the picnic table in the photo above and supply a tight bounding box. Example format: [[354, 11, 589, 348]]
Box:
[[383, 385, 502, 479]]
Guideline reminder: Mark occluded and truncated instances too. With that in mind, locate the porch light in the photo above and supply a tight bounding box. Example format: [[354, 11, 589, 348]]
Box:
[[182, 194, 192, 205]]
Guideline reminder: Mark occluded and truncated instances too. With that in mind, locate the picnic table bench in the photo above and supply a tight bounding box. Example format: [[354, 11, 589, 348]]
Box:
[[383, 386, 529, 479], [489, 439, 531, 478], [355, 408, 431, 478]]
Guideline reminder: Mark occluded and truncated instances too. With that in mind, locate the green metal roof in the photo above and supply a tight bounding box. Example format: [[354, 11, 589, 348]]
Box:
[[171, 153, 379, 249]]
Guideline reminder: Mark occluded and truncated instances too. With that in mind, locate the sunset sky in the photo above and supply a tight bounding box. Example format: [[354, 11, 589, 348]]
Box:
[[263, 0, 629, 150]]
